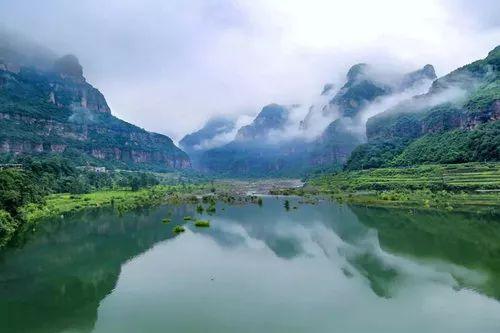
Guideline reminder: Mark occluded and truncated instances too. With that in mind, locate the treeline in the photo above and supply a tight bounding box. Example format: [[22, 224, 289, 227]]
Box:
[[0, 155, 159, 245], [345, 121, 500, 170]]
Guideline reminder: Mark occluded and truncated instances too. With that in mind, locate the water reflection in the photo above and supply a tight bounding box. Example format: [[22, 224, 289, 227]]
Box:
[[1, 198, 500, 332], [0, 206, 191, 333], [351, 206, 500, 300]]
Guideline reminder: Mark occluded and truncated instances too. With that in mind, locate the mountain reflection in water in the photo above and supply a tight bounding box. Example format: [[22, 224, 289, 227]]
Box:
[[1, 197, 499, 333]]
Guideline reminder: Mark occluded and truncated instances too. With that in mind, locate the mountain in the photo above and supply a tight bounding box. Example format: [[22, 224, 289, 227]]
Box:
[[179, 116, 236, 152], [197, 104, 310, 177], [179, 116, 236, 168], [308, 118, 364, 166], [190, 64, 436, 177], [346, 46, 499, 169], [300, 63, 436, 133], [235, 104, 290, 141], [329, 63, 392, 118], [340, 63, 436, 108], [300, 63, 436, 169], [0, 40, 190, 170]]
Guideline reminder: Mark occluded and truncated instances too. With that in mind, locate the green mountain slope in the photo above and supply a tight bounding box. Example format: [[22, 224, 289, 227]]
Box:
[[0, 51, 190, 171], [346, 46, 500, 170]]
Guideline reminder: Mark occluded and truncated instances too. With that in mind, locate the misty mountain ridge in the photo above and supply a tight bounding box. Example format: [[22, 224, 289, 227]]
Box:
[[0, 33, 190, 170], [235, 103, 292, 142], [1, 28, 498, 177], [347, 45, 500, 169], [182, 62, 438, 176]]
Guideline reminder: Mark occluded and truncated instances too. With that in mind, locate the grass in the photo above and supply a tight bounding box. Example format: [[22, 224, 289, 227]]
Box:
[[306, 163, 500, 213], [173, 225, 185, 234], [16, 182, 269, 227], [311, 163, 500, 192], [206, 204, 216, 213], [194, 220, 210, 227], [162, 218, 171, 224], [18, 183, 228, 224], [20, 187, 168, 222], [183, 216, 193, 221]]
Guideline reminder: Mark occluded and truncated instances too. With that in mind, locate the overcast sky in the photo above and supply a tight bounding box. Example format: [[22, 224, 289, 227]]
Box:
[[0, 0, 499, 140]]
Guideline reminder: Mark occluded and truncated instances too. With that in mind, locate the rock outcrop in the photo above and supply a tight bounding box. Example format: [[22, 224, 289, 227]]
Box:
[[346, 45, 500, 169], [0, 53, 190, 170], [235, 104, 290, 141]]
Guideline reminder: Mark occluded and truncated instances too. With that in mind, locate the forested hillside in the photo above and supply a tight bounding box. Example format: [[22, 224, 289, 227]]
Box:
[[346, 46, 500, 170], [0, 45, 190, 171]]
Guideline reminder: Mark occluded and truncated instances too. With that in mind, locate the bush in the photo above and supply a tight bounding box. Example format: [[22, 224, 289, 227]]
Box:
[[0, 210, 17, 246], [194, 220, 210, 227], [173, 225, 185, 234]]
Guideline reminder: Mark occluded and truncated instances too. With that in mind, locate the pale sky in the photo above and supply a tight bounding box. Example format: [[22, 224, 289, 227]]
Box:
[[0, 0, 499, 140]]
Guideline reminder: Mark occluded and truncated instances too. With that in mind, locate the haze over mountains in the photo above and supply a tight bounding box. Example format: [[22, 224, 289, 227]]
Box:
[[0, 32, 190, 171], [180, 47, 498, 177], [180, 62, 439, 176], [0, 28, 498, 177]]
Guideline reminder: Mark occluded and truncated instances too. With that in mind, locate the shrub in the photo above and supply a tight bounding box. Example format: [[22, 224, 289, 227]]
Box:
[[0, 210, 17, 246], [173, 225, 185, 234], [194, 220, 210, 227]]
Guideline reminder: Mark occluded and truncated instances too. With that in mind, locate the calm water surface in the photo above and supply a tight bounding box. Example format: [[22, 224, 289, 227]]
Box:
[[1, 197, 500, 332]]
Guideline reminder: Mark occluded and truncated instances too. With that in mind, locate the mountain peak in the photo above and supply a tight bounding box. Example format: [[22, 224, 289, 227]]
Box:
[[346, 63, 369, 83], [487, 45, 500, 59], [236, 104, 289, 141], [53, 54, 84, 81], [422, 64, 436, 77], [399, 64, 436, 89], [179, 116, 236, 152]]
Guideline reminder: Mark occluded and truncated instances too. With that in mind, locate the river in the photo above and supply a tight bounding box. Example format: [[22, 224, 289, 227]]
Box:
[[1, 197, 499, 332]]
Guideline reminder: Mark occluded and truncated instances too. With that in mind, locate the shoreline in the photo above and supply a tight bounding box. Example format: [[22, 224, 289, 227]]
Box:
[[2, 177, 499, 249]]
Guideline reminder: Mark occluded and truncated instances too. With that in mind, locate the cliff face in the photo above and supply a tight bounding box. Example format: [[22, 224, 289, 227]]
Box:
[[346, 46, 500, 169], [367, 47, 500, 142], [235, 104, 290, 141], [0, 54, 190, 170], [192, 63, 437, 176]]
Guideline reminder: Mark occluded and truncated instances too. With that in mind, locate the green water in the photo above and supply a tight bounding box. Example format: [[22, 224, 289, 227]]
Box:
[[1, 197, 500, 333]]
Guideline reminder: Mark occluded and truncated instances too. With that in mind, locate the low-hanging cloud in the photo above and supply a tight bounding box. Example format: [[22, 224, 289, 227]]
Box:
[[0, 0, 498, 141], [192, 114, 254, 150]]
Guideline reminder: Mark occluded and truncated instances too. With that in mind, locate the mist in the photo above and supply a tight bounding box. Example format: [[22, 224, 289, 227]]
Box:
[[0, 0, 499, 141]]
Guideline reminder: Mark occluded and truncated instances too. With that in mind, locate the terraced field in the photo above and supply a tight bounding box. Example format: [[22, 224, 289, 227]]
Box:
[[310, 163, 500, 192]]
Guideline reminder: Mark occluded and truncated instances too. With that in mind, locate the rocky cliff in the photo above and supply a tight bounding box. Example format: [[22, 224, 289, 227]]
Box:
[[235, 104, 290, 141], [189, 63, 437, 176], [0, 53, 190, 170], [346, 46, 500, 169]]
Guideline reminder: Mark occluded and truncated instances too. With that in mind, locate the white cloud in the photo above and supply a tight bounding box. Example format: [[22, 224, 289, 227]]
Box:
[[0, 0, 498, 140]]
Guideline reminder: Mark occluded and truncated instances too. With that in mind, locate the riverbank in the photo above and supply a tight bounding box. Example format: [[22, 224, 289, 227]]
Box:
[[3, 167, 500, 249], [17, 167, 500, 224], [0, 184, 210, 248], [297, 163, 500, 213], [19, 184, 217, 223]]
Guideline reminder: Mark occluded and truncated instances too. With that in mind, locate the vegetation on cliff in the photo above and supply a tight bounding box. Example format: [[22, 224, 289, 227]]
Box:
[[346, 46, 499, 170], [0, 52, 190, 170]]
